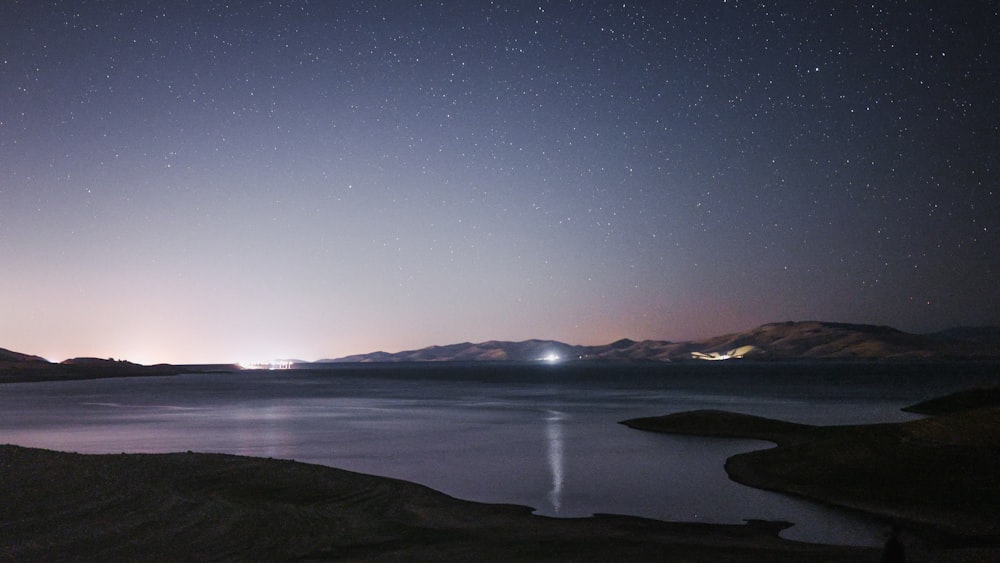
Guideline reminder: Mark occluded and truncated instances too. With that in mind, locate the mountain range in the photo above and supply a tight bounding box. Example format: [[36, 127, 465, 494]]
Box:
[[3, 322, 1000, 380], [323, 321, 1000, 363]]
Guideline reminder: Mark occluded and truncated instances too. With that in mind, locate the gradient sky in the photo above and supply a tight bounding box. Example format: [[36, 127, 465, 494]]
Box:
[[2, 1, 998, 364]]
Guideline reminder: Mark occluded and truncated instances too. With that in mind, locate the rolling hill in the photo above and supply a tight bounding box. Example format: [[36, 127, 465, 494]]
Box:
[[323, 321, 1000, 363], [4, 321, 1000, 379]]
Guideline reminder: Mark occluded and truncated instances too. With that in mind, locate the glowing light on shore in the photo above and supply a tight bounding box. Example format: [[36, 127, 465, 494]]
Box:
[[541, 352, 561, 363], [239, 360, 294, 370]]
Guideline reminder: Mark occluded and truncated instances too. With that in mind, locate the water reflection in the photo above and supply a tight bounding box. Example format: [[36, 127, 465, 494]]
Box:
[[231, 403, 295, 458], [545, 409, 565, 513]]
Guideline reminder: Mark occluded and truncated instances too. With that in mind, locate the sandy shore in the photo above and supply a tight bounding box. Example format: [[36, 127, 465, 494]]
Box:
[[1, 444, 881, 562]]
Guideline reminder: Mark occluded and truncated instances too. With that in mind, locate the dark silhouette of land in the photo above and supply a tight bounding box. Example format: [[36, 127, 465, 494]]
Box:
[[4, 322, 1000, 384], [1, 444, 875, 562], [0, 349, 232, 384], [324, 321, 1000, 362], [621, 386, 1000, 556]]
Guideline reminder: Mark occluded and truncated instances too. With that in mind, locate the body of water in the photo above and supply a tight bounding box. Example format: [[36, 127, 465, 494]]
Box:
[[2, 361, 997, 546]]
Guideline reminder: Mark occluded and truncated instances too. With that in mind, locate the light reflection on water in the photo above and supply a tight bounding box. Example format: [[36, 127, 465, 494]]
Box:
[[1, 362, 998, 547], [545, 409, 565, 513]]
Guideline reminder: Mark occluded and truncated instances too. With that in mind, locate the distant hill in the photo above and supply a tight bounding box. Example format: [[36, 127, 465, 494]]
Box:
[[4, 322, 1000, 378], [323, 321, 1000, 363], [323, 338, 690, 363], [60, 357, 142, 367], [0, 347, 49, 364], [676, 321, 933, 360], [325, 339, 591, 363], [0, 351, 186, 383]]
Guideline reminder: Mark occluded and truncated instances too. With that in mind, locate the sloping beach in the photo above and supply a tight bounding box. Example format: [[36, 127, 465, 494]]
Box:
[[2, 444, 872, 562]]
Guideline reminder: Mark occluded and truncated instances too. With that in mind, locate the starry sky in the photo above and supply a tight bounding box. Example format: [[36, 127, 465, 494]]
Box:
[[2, 1, 998, 364]]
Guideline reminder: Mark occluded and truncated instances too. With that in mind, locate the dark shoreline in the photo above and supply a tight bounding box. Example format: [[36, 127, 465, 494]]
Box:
[[2, 444, 878, 562], [0, 364, 190, 384], [620, 387, 1000, 555], [4, 357, 1000, 386]]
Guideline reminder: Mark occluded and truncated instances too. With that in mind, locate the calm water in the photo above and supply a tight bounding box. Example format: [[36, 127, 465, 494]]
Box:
[[2, 361, 997, 546]]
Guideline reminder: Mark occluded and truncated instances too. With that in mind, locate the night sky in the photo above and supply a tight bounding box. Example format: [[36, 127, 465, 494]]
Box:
[[2, 1, 998, 364]]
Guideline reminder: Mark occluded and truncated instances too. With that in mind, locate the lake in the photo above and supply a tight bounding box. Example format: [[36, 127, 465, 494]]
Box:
[[2, 361, 997, 546]]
